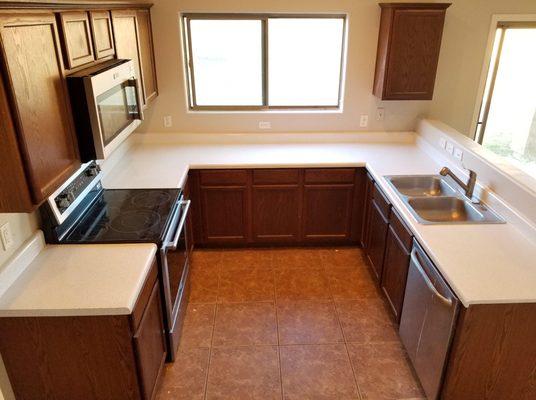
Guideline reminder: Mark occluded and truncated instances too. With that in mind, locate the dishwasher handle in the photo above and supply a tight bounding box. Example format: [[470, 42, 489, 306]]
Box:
[[410, 248, 453, 307]]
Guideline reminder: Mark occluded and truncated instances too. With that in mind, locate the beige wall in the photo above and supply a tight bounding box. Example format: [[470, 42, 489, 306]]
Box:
[[139, 0, 437, 134], [430, 0, 536, 137]]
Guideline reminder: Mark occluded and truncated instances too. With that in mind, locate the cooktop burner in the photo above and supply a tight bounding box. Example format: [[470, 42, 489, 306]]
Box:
[[63, 188, 180, 243]]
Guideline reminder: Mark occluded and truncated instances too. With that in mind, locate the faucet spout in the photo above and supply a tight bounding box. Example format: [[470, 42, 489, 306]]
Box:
[[439, 167, 477, 199]]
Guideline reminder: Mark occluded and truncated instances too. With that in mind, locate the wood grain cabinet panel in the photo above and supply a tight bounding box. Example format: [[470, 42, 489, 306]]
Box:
[[365, 199, 390, 282], [59, 11, 95, 68], [252, 186, 300, 242], [302, 184, 354, 242], [136, 9, 158, 105], [201, 187, 248, 244], [373, 3, 450, 100], [0, 13, 80, 205], [89, 10, 115, 59], [133, 282, 166, 400]]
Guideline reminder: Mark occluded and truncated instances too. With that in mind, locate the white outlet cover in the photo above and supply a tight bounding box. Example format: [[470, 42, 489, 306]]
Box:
[[439, 137, 447, 149], [359, 115, 369, 127], [0, 223, 13, 251], [445, 142, 455, 155], [163, 116, 172, 128], [259, 121, 271, 129], [454, 147, 463, 161]]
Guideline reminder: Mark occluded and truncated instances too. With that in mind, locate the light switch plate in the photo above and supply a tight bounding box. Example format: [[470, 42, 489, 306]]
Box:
[[359, 115, 369, 127], [376, 108, 385, 121], [439, 137, 447, 149], [0, 223, 13, 251], [163, 116, 172, 128], [446, 141, 455, 155], [259, 121, 271, 129], [454, 147, 464, 161]]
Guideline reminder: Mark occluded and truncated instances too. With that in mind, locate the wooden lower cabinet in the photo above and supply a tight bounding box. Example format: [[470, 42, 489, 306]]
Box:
[[0, 259, 165, 400], [189, 168, 366, 246], [303, 184, 354, 242], [365, 199, 390, 281], [252, 185, 300, 242]]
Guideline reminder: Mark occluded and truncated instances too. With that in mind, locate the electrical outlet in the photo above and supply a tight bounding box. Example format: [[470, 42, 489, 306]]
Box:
[[439, 137, 447, 149], [445, 141, 454, 155], [359, 115, 369, 127], [454, 147, 464, 161], [163, 116, 172, 128], [259, 121, 271, 129], [376, 108, 385, 121], [0, 223, 14, 251]]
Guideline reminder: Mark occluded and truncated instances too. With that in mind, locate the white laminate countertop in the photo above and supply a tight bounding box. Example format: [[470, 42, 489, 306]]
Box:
[[101, 133, 536, 307], [0, 232, 157, 317]]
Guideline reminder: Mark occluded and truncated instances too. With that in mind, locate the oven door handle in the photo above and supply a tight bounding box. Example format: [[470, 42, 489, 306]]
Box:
[[164, 199, 191, 251], [127, 78, 144, 121]]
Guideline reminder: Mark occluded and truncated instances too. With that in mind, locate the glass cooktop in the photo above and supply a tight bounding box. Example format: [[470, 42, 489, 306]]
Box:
[[64, 188, 181, 243]]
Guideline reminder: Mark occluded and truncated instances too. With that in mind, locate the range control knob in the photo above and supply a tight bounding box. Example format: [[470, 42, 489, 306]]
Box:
[[85, 164, 101, 177], [55, 194, 71, 210]]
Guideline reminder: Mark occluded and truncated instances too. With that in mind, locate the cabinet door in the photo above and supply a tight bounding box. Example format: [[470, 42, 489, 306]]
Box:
[[133, 282, 166, 400], [361, 173, 374, 248], [381, 225, 411, 321], [112, 10, 143, 98], [302, 184, 354, 242], [200, 187, 249, 244], [89, 11, 115, 59], [252, 186, 300, 243], [366, 199, 389, 282], [136, 9, 158, 105], [0, 13, 80, 203], [59, 11, 95, 69]]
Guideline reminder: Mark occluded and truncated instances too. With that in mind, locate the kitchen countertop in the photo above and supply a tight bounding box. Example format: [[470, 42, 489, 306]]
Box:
[[0, 232, 157, 317], [101, 133, 536, 307]]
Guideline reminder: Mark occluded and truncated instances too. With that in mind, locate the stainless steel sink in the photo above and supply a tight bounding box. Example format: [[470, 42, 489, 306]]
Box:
[[385, 175, 505, 225], [388, 175, 457, 197]]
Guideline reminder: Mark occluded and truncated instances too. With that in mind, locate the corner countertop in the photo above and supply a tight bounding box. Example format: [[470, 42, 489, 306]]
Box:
[[101, 132, 536, 308], [0, 232, 157, 317]]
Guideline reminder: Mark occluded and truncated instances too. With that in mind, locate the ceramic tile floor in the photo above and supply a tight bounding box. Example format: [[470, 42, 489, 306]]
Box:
[[156, 247, 425, 400]]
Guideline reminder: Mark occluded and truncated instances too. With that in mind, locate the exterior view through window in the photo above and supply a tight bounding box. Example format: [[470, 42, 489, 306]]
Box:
[[475, 23, 536, 178], [182, 14, 346, 110]]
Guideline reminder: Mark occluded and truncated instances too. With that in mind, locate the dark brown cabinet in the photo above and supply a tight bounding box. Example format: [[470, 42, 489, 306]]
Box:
[[373, 3, 450, 100], [190, 168, 366, 246], [381, 209, 413, 322], [0, 259, 165, 400], [89, 10, 115, 59], [252, 170, 301, 243], [364, 183, 391, 282], [0, 12, 80, 210]]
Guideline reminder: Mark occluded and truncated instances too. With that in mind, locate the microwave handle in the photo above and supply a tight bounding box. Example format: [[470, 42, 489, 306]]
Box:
[[127, 78, 144, 120], [165, 200, 191, 251]]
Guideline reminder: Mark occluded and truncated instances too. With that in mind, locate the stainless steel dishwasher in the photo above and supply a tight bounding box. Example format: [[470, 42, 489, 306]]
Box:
[[399, 240, 460, 400]]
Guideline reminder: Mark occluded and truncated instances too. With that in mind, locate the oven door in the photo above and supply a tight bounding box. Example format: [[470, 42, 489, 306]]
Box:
[[86, 60, 143, 159], [160, 199, 191, 360]]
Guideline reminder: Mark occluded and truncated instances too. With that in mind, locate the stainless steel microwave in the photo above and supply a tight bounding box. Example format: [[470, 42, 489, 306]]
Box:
[[67, 59, 143, 161]]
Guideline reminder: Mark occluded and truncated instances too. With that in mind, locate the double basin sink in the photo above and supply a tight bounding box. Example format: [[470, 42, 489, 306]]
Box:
[[385, 175, 504, 224]]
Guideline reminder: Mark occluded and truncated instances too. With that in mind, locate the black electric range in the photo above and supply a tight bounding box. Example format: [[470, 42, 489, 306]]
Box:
[[40, 162, 191, 362]]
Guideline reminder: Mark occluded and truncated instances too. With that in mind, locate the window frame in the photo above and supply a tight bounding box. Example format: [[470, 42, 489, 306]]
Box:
[[181, 13, 347, 111], [474, 21, 536, 144]]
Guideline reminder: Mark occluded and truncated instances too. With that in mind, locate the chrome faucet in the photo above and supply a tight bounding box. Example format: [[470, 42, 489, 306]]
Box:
[[439, 167, 477, 199]]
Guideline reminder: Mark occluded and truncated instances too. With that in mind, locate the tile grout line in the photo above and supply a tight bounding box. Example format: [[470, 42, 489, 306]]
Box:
[[272, 255, 285, 400], [325, 254, 365, 400], [201, 255, 222, 400]]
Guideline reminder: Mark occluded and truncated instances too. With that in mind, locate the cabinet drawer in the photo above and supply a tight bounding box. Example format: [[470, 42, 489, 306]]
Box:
[[199, 169, 248, 186], [304, 168, 355, 184], [131, 259, 158, 332], [389, 208, 413, 252], [253, 169, 300, 185], [372, 183, 391, 219]]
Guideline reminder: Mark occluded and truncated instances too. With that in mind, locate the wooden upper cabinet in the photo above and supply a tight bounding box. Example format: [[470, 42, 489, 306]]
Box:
[[0, 13, 80, 207], [136, 9, 158, 105], [112, 9, 158, 108], [59, 11, 95, 69], [373, 3, 451, 100], [89, 10, 115, 59]]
